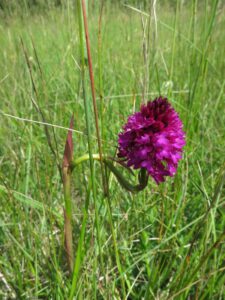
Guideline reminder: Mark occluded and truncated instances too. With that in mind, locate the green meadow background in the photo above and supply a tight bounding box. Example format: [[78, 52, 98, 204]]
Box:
[[0, 0, 225, 299]]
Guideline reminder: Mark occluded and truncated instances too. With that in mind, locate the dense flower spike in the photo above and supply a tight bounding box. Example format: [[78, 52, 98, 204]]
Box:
[[118, 97, 186, 184]]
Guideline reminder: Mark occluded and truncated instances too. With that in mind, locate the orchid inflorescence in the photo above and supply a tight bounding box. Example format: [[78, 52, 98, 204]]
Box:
[[118, 97, 186, 184]]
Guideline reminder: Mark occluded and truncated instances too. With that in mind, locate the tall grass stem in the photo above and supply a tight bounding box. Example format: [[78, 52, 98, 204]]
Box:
[[70, 0, 104, 297]]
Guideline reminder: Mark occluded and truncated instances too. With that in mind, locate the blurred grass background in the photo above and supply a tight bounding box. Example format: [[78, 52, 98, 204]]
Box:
[[0, 0, 225, 299]]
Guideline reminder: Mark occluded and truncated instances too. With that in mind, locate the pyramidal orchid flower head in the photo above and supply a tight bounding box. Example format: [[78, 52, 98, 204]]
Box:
[[118, 97, 186, 184]]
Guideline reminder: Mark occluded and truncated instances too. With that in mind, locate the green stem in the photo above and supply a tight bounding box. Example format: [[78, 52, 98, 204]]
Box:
[[69, 180, 91, 300], [81, 0, 107, 195], [72, 154, 148, 193], [105, 197, 127, 299], [70, 0, 104, 296], [71, 153, 147, 298], [70, 150, 148, 298]]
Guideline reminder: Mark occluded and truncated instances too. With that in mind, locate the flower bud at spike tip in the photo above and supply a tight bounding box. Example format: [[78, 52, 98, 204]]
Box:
[[63, 114, 74, 169], [118, 97, 186, 184]]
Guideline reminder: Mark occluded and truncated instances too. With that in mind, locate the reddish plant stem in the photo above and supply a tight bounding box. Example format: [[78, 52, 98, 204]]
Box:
[[81, 0, 108, 195], [63, 167, 74, 273], [62, 115, 74, 274]]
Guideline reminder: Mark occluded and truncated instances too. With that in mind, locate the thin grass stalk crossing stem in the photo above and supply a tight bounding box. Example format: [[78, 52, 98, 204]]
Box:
[[81, 0, 107, 196]]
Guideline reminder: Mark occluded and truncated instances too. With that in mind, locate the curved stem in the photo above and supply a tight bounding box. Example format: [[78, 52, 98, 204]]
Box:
[[72, 154, 148, 193], [72, 153, 102, 166]]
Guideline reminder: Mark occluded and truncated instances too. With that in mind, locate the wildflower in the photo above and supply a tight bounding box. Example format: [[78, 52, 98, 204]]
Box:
[[118, 97, 185, 184]]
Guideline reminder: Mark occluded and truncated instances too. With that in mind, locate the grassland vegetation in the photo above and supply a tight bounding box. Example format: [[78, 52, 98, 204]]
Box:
[[0, 0, 225, 299]]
